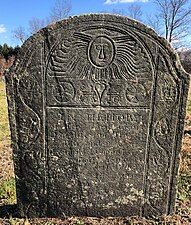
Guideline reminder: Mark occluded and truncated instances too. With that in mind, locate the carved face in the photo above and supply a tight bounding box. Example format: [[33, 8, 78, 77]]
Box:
[[88, 36, 115, 68], [47, 31, 152, 81]]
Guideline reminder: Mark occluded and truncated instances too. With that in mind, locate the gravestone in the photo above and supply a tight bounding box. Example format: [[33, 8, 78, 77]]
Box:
[[6, 14, 190, 217]]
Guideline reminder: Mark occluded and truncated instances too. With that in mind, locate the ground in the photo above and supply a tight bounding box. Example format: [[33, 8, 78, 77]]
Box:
[[0, 80, 191, 224]]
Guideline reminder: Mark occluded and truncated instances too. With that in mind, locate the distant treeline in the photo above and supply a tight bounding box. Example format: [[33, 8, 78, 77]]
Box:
[[0, 44, 20, 60]]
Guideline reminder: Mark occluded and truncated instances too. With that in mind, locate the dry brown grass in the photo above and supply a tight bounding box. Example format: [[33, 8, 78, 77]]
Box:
[[0, 140, 14, 183], [0, 215, 191, 225]]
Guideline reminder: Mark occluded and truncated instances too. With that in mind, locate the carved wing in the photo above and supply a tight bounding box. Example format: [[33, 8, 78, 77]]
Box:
[[113, 35, 152, 80], [47, 32, 92, 78]]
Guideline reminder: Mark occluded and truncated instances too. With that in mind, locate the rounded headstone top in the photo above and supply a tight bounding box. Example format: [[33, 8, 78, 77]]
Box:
[[11, 14, 189, 79]]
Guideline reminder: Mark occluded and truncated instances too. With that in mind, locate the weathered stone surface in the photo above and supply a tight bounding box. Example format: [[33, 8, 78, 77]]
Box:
[[5, 14, 190, 217]]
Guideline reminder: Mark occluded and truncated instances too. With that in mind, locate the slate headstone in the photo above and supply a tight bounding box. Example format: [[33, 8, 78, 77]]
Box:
[[6, 14, 190, 217]]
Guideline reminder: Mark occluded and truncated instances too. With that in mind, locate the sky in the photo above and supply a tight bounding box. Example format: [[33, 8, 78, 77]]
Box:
[[0, 0, 156, 46]]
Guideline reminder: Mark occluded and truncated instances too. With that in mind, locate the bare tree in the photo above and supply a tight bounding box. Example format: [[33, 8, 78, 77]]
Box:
[[179, 49, 191, 73], [13, 0, 72, 44], [127, 3, 143, 21], [12, 26, 27, 44], [147, 14, 161, 34], [50, 0, 72, 22], [152, 0, 191, 47], [28, 18, 46, 35], [101, 4, 142, 19]]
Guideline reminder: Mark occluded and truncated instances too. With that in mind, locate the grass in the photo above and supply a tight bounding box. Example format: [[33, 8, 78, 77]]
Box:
[[0, 81, 16, 206], [0, 177, 16, 205], [0, 81, 190, 224], [187, 99, 191, 115], [187, 100, 191, 115], [0, 81, 10, 142], [73, 220, 85, 225], [178, 172, 191, 202], [187, 82, 191, 113]]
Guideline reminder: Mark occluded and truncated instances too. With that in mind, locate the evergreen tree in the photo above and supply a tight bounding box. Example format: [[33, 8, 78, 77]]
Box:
[[0, 44, 20, 60]]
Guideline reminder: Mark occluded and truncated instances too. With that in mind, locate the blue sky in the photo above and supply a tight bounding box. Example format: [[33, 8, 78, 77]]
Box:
[[0, 0, 155, 46]]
